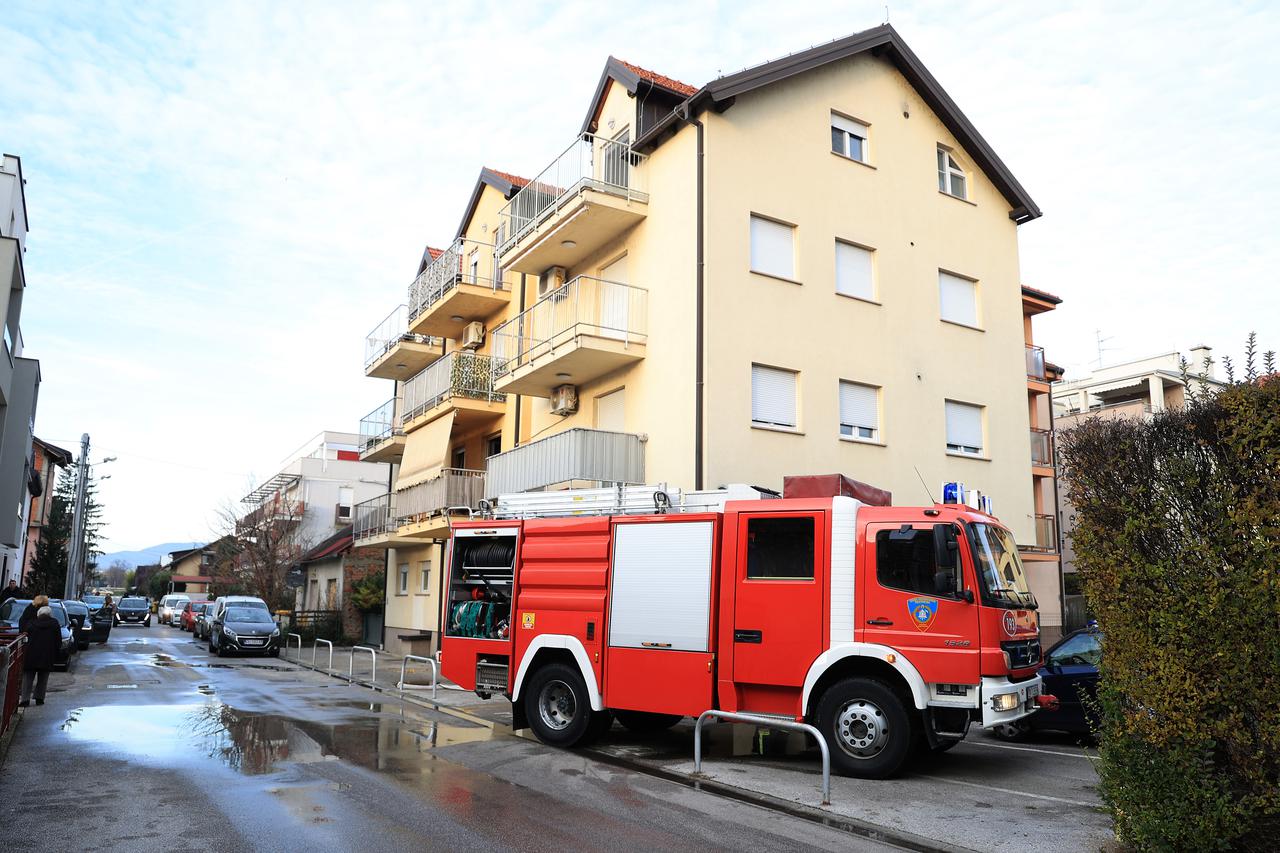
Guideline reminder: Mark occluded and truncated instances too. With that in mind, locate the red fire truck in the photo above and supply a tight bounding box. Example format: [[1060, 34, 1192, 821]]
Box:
[[439, 476, 1050, 778]]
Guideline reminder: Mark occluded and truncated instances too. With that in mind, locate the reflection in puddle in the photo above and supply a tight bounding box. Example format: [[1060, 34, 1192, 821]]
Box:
[[60, 701, 493, 776]]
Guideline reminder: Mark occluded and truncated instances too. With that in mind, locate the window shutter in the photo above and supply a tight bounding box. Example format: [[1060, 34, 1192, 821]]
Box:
[[750, 215, 794, 279], [945, 401, 983, 449], [595, 388, 625, 432], [831, 113, 868, 139], [835, 242, 874, 299], [839, 381, 878, 431], [751, 364, 797, 427], [939, 272, 977, 326]]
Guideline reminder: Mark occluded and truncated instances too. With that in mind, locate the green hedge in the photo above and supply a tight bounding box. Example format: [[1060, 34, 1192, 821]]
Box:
[[1058, 368, 1280, 850]]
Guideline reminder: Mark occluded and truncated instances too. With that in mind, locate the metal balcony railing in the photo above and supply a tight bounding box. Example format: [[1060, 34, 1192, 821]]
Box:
[[365, 304, 438, 370], [1026, 344, 1047, 381], [490, 276, 648, 378], [396, 468, 487, 522], [353, 493, 398, 542], [401, 352, 504, 423], [485, 428, 645, 496], [407, 238, 510, 323], [497, 133, 648, 255], [359, 398, 402, 453], [236, 500, 305, 533], [1032, 513, 1058, 552], [1030, 428, 1053, 467]]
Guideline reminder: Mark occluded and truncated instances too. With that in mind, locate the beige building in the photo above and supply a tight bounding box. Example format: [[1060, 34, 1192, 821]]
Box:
[[355, 25, 1058, 655]]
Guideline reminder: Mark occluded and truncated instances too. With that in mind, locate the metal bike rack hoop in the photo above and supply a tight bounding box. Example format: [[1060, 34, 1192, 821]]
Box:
[[350, 645, 377, 684], [313, 638, 334, 670], [398, 654, 438, 700], [286, 633, 302, 660], [693, 709, 831, 806]]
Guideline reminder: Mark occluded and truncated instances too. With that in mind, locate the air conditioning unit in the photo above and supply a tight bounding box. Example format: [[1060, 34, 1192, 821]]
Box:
[[549, 384, 579, 416], [539, 266, 568, 298], [461, 321, 485, 349]]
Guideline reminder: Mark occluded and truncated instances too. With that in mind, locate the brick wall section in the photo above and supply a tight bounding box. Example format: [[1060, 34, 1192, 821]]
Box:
[[341, 546, 385, 640]]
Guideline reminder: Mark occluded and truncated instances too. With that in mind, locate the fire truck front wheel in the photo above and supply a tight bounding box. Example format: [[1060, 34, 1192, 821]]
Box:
[[815, 677, 913, 779], [525, 662, 607, 748]]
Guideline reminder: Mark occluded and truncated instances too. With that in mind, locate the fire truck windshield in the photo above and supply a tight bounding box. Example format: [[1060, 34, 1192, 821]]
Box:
[[970, 523, 1036, 608]]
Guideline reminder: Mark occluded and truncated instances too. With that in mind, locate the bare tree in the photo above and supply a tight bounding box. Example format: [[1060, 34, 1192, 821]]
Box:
[[210, 492, 314, 611], [102, 559, 130, 588]]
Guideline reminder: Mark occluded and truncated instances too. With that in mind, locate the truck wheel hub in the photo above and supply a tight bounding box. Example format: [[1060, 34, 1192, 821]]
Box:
[[836, 699, 889, 758], [539, 680, 577, 731]]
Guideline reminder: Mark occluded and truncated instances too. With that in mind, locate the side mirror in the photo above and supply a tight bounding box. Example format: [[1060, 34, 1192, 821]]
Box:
[[932, 523, 958, 570]]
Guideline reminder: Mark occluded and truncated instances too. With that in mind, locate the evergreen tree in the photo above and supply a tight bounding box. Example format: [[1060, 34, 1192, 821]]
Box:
[[26, 467, 74, 595]]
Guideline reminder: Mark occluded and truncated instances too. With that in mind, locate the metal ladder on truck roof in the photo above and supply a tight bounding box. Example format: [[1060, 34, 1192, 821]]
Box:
[[486, 482, 777, 520]]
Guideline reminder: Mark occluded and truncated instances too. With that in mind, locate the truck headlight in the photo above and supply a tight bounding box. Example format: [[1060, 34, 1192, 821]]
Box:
[[992, 692, 1020, 712]]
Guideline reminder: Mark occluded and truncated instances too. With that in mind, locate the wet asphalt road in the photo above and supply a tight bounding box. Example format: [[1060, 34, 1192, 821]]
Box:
[[0, 623, 898, 852]]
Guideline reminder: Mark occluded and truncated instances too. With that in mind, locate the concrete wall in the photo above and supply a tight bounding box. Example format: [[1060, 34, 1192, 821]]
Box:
[[0, 358, 38, 548]]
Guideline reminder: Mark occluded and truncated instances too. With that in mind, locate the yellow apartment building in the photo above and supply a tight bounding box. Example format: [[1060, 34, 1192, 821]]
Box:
[[353, 25, 1062, 656]]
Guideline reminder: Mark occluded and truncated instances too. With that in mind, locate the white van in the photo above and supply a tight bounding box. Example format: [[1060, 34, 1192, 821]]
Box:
[[159, 594, 191, 626]]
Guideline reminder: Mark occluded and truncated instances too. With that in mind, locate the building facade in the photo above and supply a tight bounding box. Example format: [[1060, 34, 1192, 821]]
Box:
[[292, 526, 385, 643], [20, 437, 72, 586], [0, 154, 43, 588], [355, 25, 1051, 654]]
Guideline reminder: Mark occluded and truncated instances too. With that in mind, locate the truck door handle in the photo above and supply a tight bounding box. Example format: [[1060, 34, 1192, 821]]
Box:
[[734, 629, 762, 644], [866, 618, 894, 626]]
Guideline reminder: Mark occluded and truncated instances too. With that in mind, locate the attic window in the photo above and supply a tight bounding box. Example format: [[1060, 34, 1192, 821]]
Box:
[[937, 147, 967, 200], [831, 113, 868, 163]]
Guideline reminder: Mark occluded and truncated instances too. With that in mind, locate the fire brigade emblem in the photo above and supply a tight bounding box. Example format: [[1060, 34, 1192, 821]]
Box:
[[907, 597, 939, 632]]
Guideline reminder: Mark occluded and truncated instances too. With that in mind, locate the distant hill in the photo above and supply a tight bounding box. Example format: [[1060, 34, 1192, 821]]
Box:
[[98, 542, 204, 570]]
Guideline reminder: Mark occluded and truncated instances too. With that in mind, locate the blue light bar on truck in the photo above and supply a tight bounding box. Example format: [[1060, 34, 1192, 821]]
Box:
[[942, 482, 965, 504]]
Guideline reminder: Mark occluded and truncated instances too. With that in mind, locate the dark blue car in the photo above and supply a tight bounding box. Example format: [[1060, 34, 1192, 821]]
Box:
[[997, 627, 1101, 739]]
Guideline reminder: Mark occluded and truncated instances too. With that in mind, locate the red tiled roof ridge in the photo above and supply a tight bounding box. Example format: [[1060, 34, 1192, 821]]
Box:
[[615, 58, 698, 96], [485, 167, 530, 188], [425, 246, 445, 260]]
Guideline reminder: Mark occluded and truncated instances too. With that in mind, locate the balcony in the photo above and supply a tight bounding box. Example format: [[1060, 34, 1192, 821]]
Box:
[[236, 500, 305, 534], [359, 398, 404, 463], [490, 276, 647, 396], [485, 428, 645, 496], [1030, 428, 1054, 470], [396, 468, 488, 539], [1026, 344, 1047, 385], [1028, 513, 1058, 552], [353, 493, 417, 548], [401, 351, 505, 431], [497, 133, 649, 274], [365, 304, 444, 379], [407, 238, 513, 338]]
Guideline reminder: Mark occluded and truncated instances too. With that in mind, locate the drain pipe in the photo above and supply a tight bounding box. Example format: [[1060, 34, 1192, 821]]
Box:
[[676, 102, 705, 490]]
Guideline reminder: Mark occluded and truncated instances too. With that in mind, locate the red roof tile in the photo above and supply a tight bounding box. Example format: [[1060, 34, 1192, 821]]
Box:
[[426, 246, 445, 260], [616, 59, 698, 96], [485, 168, 530, 189]]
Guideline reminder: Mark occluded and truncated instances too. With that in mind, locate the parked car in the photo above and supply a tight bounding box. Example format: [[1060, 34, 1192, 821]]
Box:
[[208, 597, 278, 656], [81, 594, 107, 616], [179, 601, 209, 632], [159, 594, 191, 626], [194, 603, 213, 640], [59, 599, 108, 649], [997, 627, 1102, 740], [0, 598, 76, 669], [115, 596, 152, 627]]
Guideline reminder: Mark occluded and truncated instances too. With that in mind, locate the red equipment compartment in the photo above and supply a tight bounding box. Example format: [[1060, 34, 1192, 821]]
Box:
[[782, 473, 891, 506], [604, 647, 714, 716]]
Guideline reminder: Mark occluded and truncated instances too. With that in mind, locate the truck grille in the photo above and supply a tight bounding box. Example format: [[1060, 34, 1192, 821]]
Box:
[[1002, 638, 1041, 669]]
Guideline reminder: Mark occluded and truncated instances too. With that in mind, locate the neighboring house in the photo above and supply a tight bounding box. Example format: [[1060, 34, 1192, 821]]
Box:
[[133, 562, 161, 595], [293, 525, 385, 642], [0, 154, 42, 588], [355, 24, 1049, 655], [1052, 345, 1226, 629], [21, 436, 72, 585], [164, 545, 212, 595]]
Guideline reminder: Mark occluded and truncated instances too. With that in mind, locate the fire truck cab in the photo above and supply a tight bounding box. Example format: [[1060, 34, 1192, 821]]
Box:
[[440, 481, 1046, 779]]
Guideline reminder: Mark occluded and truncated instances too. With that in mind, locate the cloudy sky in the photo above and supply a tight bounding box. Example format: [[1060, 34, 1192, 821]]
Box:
[[1, 0, 1276, 551]]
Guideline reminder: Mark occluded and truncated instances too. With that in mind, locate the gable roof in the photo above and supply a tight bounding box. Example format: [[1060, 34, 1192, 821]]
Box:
[[634, 24, 1041, 222], [298, 525, 353, 565], [416, 244, 445, 276], [454, 166, 531, 241], [581, 56, 699, 135]]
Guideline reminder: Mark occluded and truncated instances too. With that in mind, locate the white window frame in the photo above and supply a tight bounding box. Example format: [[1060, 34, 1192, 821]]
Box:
[[397, 563, 409, 596], [468, 250, 480, 284], [838, 380, 880, 442], [938, 270, 980, 329], [945, 400, 985, 457], [834, 240, 876, 302], [749, 214, 796, 281], [751, 363, 799, 430], [418, 560, 431, 594], [830, 112, 869, 163], [938, 147, 968, 200]]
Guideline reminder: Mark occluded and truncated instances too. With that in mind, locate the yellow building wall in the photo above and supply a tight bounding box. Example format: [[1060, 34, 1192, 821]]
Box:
[[382, 541, 443, 654]]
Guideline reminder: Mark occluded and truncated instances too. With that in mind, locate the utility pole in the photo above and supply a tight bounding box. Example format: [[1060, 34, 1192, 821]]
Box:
[[63, 433, 90, 599]]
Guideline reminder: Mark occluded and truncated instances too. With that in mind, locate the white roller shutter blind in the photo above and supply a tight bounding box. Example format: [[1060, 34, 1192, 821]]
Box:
[[835, 242, 874, 300], [839, 381, 878, 432], [752, 364, 797, 428], [939, 272, 978, 326], [945, 401, 984, 451], [750, 215, 794, 279], [609, 521, 714, 652], [595, 388, 625, 432], [831, 112, 868, 139]]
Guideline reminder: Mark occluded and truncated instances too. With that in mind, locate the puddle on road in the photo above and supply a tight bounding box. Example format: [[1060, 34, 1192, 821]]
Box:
[[59, 700, 493, 777]]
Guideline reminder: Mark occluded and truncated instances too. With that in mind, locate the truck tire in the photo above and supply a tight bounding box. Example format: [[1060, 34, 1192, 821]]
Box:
[[815, 677, 913, 779], [614, 710, 682, 734], [524, 662, 602, 748]]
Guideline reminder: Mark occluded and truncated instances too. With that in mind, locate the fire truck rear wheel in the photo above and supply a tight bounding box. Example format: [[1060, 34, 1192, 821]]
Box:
[[525, 663, 599, 748], [614, 710, 682, 734], [816, 677, 912, 779]]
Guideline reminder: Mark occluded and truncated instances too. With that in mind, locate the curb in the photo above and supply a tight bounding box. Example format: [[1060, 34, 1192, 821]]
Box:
[[0, 712, 21, 770], [279, 654, 961, 852]]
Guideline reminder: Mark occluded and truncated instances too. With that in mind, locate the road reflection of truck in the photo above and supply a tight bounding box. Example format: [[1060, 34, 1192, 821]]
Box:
[[439, 474, 1054, 778]]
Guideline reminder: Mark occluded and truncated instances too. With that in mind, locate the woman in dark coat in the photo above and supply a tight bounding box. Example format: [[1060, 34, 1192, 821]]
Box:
[[19, 605, 61, 707]]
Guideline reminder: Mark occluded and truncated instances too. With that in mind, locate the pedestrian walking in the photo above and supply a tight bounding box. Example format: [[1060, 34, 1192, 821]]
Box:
[[19, 605, 61, 707], [19, 594, 49, 633]]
